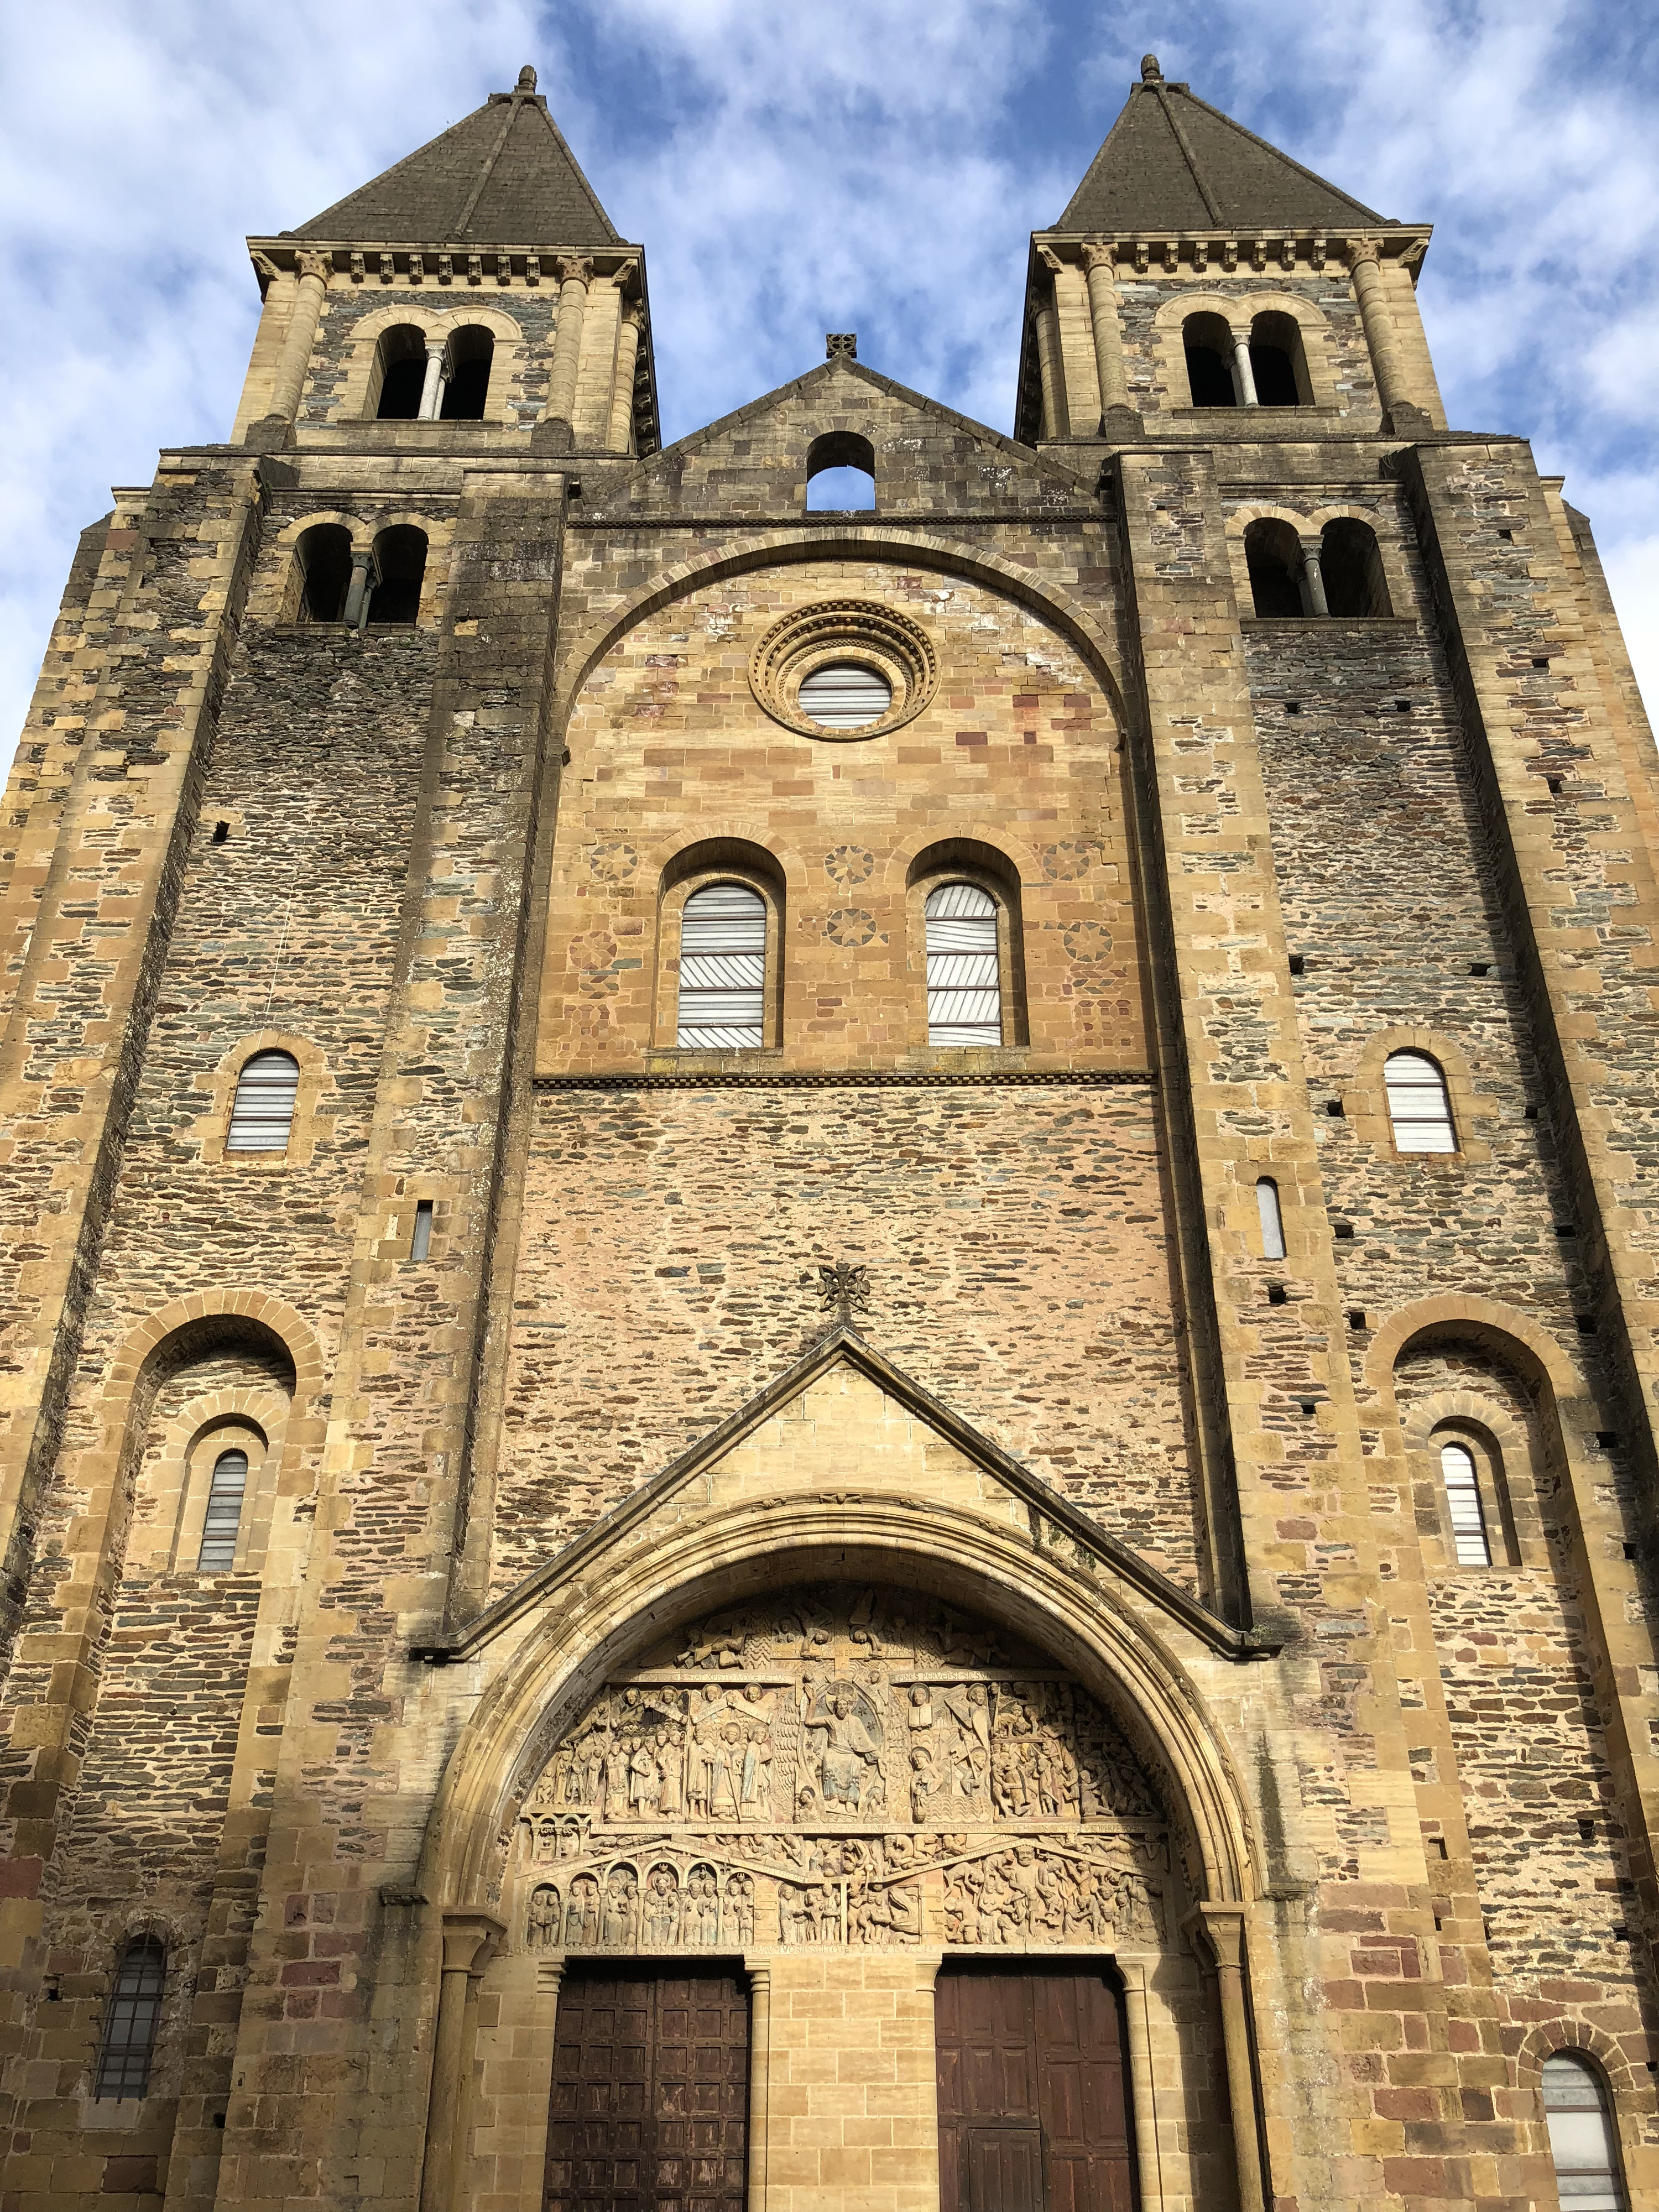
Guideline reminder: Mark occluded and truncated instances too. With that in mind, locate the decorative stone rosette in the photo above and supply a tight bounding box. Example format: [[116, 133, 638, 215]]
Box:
[[748, 599, 937, 740]]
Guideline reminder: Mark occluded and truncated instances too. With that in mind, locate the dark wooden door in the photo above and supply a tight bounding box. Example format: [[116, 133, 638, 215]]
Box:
[[545, 1970, 749, 2212], [936, 1969, 1136, 2212]]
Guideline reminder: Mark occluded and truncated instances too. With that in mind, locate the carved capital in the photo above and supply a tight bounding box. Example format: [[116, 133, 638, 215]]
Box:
[[1345, 239, 1382, 272], [294, 249, 332, 286], [1081, 241, 1115, 275], [555, 253, 597, 289]]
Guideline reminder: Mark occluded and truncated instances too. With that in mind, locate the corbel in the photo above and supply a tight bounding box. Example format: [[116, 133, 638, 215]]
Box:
[[1161, 238, 1178, 272], [1311, 234, 1327, 272], [1250, 237, 1268, 272], [1278, 236, 1296, 271], [349, 251, 366, 284], [249, 249, 279, 296], [438, 252, 453, 285], [525, 255, 541, 286], [1222, 239, 1239, 272], [1132, 239, 1150, 274], [409, 253, 425, 285], [496, 254, 512, 285], [1192, 237, 1209, 273], [379, 252, 395, 284], [467, 253, 483, 286]]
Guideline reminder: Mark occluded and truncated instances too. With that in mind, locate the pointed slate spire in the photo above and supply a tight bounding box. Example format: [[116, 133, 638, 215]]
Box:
[[290, 66, 620, 246], [1057, 54, 1383, 232]]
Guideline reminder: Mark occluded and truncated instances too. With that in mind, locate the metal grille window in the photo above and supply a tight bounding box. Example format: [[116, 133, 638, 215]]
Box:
[[1439, 1440, 1492, 1566], [1384, 1050, 1457, 1153], [1256, 1177, 1286, 1260], [797, 662, 891, 729], [196, 1449, 249, 1572], [926, 883, 1001, 1046], [226, 1050, 300, 1153], [93, 1938, 166, 2101], [677, 884, 766, 1049], [1543, 2053, 1625, 2211]]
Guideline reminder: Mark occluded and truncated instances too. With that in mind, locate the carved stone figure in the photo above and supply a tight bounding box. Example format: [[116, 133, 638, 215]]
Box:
[[527, 1884, 561, 1952], [644, 1867, 679, 1947]]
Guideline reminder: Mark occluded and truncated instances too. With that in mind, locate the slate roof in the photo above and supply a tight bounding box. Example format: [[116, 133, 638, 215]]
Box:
[[290, 73, 621, 246], [1057, 60, 1384, 232]]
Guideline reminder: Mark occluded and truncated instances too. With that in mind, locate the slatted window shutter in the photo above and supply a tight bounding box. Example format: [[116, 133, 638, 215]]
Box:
[[196, 1449, 249, 1572], [226, 1050, 300, 1152], [677, 884, 766, 1048], [797, 663, 891, 728], [1384, 1051, 1457, 1152], [1543, 2054, 1626, 2211], [926, 883, 1001, 1046], [1256, 1177, 1287, 1260], [1439, 1441, 1492, 1566], [93, 1938, 166, 2101]]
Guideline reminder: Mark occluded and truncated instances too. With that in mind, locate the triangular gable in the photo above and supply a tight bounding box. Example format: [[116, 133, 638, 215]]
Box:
[[420, 1325, 1272, 1663]]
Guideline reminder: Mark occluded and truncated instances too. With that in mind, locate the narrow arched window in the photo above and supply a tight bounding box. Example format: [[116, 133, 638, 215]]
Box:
[[293, 524, 352, 623], [367, 525, 427, 625], [197, 1449, 249, 1572], [926, 883, 1001, 1046], [1322, 519, 1394, 617], [439, 327, 493, 420], [1439, 1441, 1492, 1565], [805, 430, 875, 511], [1249, 312, 1310, 406], [94, 1938, 166, 2101], [676, 884, 766, 1048], [1543, 2053, 1625, 2211], [372, 325, 427, 420], [1384, 1050, 1456, 1153], [1183, 312, 1237, 407], [227, 1050, 300, 1154], [1244, 519, 1307, 618], [1256, 1177, 1286, 1260]]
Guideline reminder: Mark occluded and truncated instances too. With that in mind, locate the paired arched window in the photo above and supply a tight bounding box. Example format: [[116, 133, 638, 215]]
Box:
[[1243, 517, 1390, 617], [805, 430, 876, 512], [676, 883, 768, 1048], [94, 1938, 166, 2101], [197, 1448, 249, 1572], [227, 1050, 299, 1154], [1438, 1439, 1492, 1565], [1256, 1177, 1287, 1259], [925, 883, 1001, 1046], [371, 325, 494, 421], [1543, 2053, 1625, 2210], [1384, 1051, 1457, 1152]]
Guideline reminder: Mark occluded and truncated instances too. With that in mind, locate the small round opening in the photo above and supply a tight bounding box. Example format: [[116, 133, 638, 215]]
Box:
[[797, 662, 892, 729]]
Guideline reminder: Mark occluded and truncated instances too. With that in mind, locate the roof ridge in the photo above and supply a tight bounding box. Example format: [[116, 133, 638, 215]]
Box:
[[1152, 83, 1223, 226], [453, 94, 522, 236]]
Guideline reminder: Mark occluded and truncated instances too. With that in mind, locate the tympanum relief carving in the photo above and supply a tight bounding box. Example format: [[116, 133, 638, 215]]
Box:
[[514, 1584, 1171, 1954]]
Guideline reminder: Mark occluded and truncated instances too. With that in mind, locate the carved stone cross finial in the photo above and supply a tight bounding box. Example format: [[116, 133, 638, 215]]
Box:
[[825, 332, 857, 359], [814, 1260, 870, 1321]]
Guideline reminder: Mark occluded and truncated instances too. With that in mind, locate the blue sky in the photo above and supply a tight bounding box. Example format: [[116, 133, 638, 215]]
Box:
[[4, 0, 1656, 757]]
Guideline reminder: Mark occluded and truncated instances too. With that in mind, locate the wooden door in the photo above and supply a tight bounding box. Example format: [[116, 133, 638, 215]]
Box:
[[545, 1970, 749, 2212], [937, 1969, 1136, 2212]]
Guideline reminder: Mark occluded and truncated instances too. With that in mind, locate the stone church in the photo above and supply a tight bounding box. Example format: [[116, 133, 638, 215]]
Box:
[[1, 46, 1655, 2212]]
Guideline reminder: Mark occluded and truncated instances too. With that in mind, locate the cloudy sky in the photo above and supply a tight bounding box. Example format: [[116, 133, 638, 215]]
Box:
[[3, 0, 1656, 758]]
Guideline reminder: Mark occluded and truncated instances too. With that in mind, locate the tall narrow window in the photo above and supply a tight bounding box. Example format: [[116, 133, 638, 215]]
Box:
[[93, 1938, 166, 2101], [227, 1049, 300, 1154], [1384, 1050, 1457, 1152], [1543, 2053, 1625, 2211], [1256, 1177, 1286, 1259], [1439, 1440, 1492, 1566], [926, 883, 1001, 1046], [196, 1449, 249, 1572], [676, 883, 766, 1048]]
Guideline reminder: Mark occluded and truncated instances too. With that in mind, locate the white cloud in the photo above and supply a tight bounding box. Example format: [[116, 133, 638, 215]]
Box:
[[3, 0, 1654, 765]]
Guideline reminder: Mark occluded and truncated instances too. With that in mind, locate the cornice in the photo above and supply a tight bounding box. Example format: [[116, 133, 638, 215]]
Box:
[[245, 237, 646, 296], [1030, 224, 1432, 280]]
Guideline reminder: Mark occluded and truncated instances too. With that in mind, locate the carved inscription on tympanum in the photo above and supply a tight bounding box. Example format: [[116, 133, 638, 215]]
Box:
[[514, 1585, 1171, 1954]]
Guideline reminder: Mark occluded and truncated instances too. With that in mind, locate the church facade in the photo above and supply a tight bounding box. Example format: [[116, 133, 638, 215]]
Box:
[[1, 52, 1655, 2212]]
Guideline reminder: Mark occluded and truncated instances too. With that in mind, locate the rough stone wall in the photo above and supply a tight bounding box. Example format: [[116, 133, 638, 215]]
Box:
[[1115, 274, 1375, 418], [300, 290, 557, 430]]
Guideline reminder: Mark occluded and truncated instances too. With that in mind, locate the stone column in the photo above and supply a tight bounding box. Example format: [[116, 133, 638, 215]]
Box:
[[1347, 243, 1409, 421], [418, 341, 447, 422], [608, 305, 643, 453], [264, 250, 331, 426], [1082, 243, 1141, 434], [1229, 332, 1259, 408], [420, 1914, 500, 2212], [745, 1960, 770, 2212], [1300, 544, 1329, 617], [342, 549, 376, 630], [1118, 1959, 1163, 2212], [545, 255, 596, 437], [1034, 301, 1070, 437], [1196, 1907, 1264, 2212]]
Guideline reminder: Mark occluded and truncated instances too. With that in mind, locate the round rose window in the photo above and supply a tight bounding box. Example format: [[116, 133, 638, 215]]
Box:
[[796, 662, 894, 729]]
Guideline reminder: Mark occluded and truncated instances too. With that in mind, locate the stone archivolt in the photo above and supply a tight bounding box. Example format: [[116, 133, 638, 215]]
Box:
[[514, 1583, 1170, 1953]]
